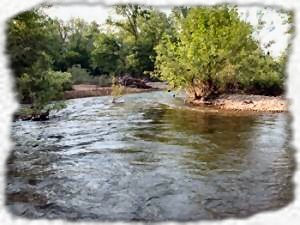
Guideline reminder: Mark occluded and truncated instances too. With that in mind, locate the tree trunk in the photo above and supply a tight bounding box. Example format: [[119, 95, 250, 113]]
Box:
[[186, 78, 217, 101]]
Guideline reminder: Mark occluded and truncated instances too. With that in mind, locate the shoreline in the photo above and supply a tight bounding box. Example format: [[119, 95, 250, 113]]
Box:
[[15, 86, 288, 122], [188, 94, 288, 112], [65, 85, 288, 113], [64, 84, 161, 100]]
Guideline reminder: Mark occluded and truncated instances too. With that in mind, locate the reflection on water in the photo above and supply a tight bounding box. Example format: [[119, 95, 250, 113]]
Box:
[[6, 91, 295, 221]]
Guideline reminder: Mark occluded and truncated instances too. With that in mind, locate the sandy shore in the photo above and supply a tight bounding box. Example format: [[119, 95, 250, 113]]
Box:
[[64, 84, 159, 100], [65, 85, 288, 112], [190, 94, 288, 112]]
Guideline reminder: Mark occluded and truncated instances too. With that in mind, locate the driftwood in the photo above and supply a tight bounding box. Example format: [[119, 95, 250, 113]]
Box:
[[15, 110, 50, 121], [119, 75, 151, 89], [32, 110, 50, 121]]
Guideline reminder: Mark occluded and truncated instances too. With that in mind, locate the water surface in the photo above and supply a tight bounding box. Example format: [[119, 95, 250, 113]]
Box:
[[6, 91, 295, 221]]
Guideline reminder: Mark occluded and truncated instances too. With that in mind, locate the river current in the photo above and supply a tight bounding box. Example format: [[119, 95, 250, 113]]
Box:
[[6, 91, 295, 221]]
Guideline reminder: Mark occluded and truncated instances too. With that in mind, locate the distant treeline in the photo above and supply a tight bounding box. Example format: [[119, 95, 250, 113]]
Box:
[[6, 4, 293, 112]]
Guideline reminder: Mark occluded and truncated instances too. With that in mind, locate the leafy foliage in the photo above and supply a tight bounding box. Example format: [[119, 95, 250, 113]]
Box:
[[107, 5, 171, 77], [7, 9, 72, 113], [154, 6, 288, 99], [6, 4, 292, 114], [6, 9, 52, 77], [67, 64, 112, 86], [91, 34, 123, 75], [111, 77, 125, 102], [67, 65, 92, 84], [18, 69, 71, 112]]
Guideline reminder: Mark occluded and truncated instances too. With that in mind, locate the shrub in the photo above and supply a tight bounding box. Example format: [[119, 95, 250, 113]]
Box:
[[111, 76, 125, 102], [18, 70, 71, 113], [95, 74, 113, 86], [67, 65, 91, 84], [67, 65, 113, 86]]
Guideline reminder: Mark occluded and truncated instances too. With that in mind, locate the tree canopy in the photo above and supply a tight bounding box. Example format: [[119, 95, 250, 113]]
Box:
[[6, 4, 292, 114], [153, 6, 286, 99]]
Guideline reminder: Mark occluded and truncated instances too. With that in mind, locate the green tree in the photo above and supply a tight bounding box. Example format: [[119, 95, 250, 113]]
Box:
[[7, 9, 72, 114], [107, 5, 149, 42], [91, 33, 123, 75], [6, 9, 52, 77], [107, 5, 170, 77], [154, 5, 284, 99], [58, 19, 99, 73]]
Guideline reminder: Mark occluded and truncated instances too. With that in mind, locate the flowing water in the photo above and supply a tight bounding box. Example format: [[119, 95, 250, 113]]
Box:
[[6, 91, 295, 221]]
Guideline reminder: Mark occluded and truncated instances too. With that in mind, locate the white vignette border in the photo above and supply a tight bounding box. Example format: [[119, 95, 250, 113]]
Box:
[[0, 0, 299, 225]]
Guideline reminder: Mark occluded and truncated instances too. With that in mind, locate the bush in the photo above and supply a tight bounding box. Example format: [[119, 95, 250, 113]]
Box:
[[67, 65, 91, 84], [95, 75, 112, 86], [111, 76, 125, 102], [18, 70, 72, 112], [67, 64, 113, 86]]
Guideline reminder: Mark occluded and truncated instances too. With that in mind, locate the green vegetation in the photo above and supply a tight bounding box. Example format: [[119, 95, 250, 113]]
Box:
[[154, 6, 290, 99], [7, 9, 72, 115], [111, 77, 125, 103], [66, 65, 111, 86], [6, 4, 293, 117]]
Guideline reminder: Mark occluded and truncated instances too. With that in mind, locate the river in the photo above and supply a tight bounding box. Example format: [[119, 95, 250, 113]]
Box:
[[6, 91, 295, 221]]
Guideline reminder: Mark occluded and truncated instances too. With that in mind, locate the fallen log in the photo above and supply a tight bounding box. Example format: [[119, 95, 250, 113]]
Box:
[[119, 75, 152, 89]]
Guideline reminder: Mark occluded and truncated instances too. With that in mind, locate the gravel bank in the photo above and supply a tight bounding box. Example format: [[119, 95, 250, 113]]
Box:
[[190, 94, 288, 112]]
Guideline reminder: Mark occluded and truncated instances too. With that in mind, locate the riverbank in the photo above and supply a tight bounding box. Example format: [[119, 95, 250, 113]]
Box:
[[65, 85, 288, 112], [189, 94, 288, 112], [64, 84, 164, 100], [14, 83, 166, 121]]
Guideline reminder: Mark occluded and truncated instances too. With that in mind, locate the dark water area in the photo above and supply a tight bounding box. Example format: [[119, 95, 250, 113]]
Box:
[[6, 91, 295, 221]]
